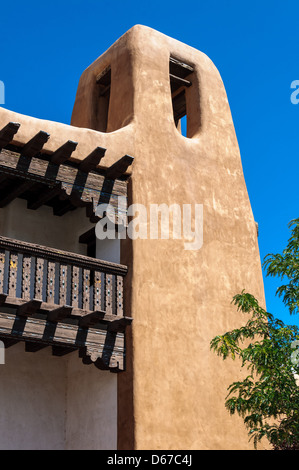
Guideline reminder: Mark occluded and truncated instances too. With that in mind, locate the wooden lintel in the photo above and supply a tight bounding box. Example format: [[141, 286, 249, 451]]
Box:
[[170, 73, 192, 88], [170, 57, 194, 74], [0, 180, 34, 208], [0, 122, 21, 148], [79, 147, 106, 172], [47, 305, 72, 323], [106, 155, 134, 179], [50, 140, 78, 165], [79, 310, 106, 328], [27, 184, 62, 210], [25, 341, 48, 353], [21, 131, 50, 158], [17, 299, 42, 317], [108, 316, 132, 333]]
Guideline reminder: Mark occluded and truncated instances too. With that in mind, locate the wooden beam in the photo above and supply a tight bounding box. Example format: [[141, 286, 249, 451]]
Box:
[[50, 140, 78, 165], [107, 316, 132, 333], [170, 73, 192, 88], [79, 310, 106, 328], [27, 184, 62, 210], [52, 345, 76, 356], [25, 341, 48, 352], [169, 57, 194, 74], [21, 131, 50, 157], [0, 179, 34, 208], [79, 147, 106, 172], [106, 155, 134, 179], [17, 299, 42, 317], [0, 311, 125, 370], [0, 148, 128, 217], [47, 305, 72, 323], [0, 122, 20, 148], [79, 227, 96, 245], [0, 293, 7, 306], [0, 337, 19, 348], [53, 199, 76, 216]]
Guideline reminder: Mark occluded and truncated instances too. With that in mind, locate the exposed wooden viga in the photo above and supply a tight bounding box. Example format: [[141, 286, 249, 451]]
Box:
[[0, 235, 132, 371], [0, 122, 134, 224]]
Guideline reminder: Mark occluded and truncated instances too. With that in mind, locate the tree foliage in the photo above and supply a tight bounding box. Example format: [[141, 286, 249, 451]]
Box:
[[210, 218, 299, 449], [263, 218, 299, 316]]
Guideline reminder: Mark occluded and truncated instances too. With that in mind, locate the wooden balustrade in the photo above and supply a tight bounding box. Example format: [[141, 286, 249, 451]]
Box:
[[0, 235, 127, 321]]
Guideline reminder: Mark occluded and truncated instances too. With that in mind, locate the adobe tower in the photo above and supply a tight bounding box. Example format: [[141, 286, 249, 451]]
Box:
[[0, 25, 265, 450]]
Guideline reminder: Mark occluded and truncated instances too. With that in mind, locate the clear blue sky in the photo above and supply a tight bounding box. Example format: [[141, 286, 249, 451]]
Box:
[[0, 0, 298, 325]]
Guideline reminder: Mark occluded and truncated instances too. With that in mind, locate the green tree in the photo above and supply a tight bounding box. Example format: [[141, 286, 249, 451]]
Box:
[[210, 218, 299, 449]]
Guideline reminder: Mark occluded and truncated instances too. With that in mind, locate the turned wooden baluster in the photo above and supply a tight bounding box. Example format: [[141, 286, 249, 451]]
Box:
[[116, 275, 124, 316], [47, 261, 56, 305], [0, 249, 5, 295], [8, 252, 18, 298], [105, 273, 113, 315], [59, 264, 68, 305], [22, 255, 32, 300], [71, 266, 80, 308], [35, 258, 45, 301], [93, 270, 102, 311], [82, 268, 91, 310]]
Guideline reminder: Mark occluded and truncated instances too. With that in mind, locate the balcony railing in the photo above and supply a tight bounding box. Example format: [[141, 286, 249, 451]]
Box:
[[0, 235, 128, 327]]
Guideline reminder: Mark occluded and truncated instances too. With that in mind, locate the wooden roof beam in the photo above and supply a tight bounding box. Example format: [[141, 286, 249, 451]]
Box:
[[0, 179, 35, 208], [79, 147, 106, 172], [0, 122, 21, 149], [108, 316, 132, 333], [27, 183, 63, 210], [25, 342, 48, 353], [47, 305, 73, 323], [52, 345, 76, 356], [21, 131, 50, 157], [51, 140, 78, 165], [170, 73, 192, 88], [79, 310, 106, 328], [79, 227, 96, 245], [169, 57, 194, 74], [106, 155, 134, 179], [17, 299, 42, 317], [0, 337, 20, 348]]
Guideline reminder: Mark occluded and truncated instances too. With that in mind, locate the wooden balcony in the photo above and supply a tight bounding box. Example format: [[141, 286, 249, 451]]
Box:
[[0, 236, 131, 371]]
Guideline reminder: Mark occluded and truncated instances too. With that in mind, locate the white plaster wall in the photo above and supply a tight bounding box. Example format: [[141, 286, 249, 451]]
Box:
[[65, 353, 117, 450], [96, 237, 120, 264], [0, 198, 92, 254], [0, 199, 118, 450], [0, 344, 66, 450]]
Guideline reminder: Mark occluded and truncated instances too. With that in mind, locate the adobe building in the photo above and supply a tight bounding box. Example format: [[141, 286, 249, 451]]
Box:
[[0, 25, 265, 450]]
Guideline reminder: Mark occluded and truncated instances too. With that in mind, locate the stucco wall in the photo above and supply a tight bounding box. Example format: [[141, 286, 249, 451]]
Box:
[[72, 25, 266, 450]]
